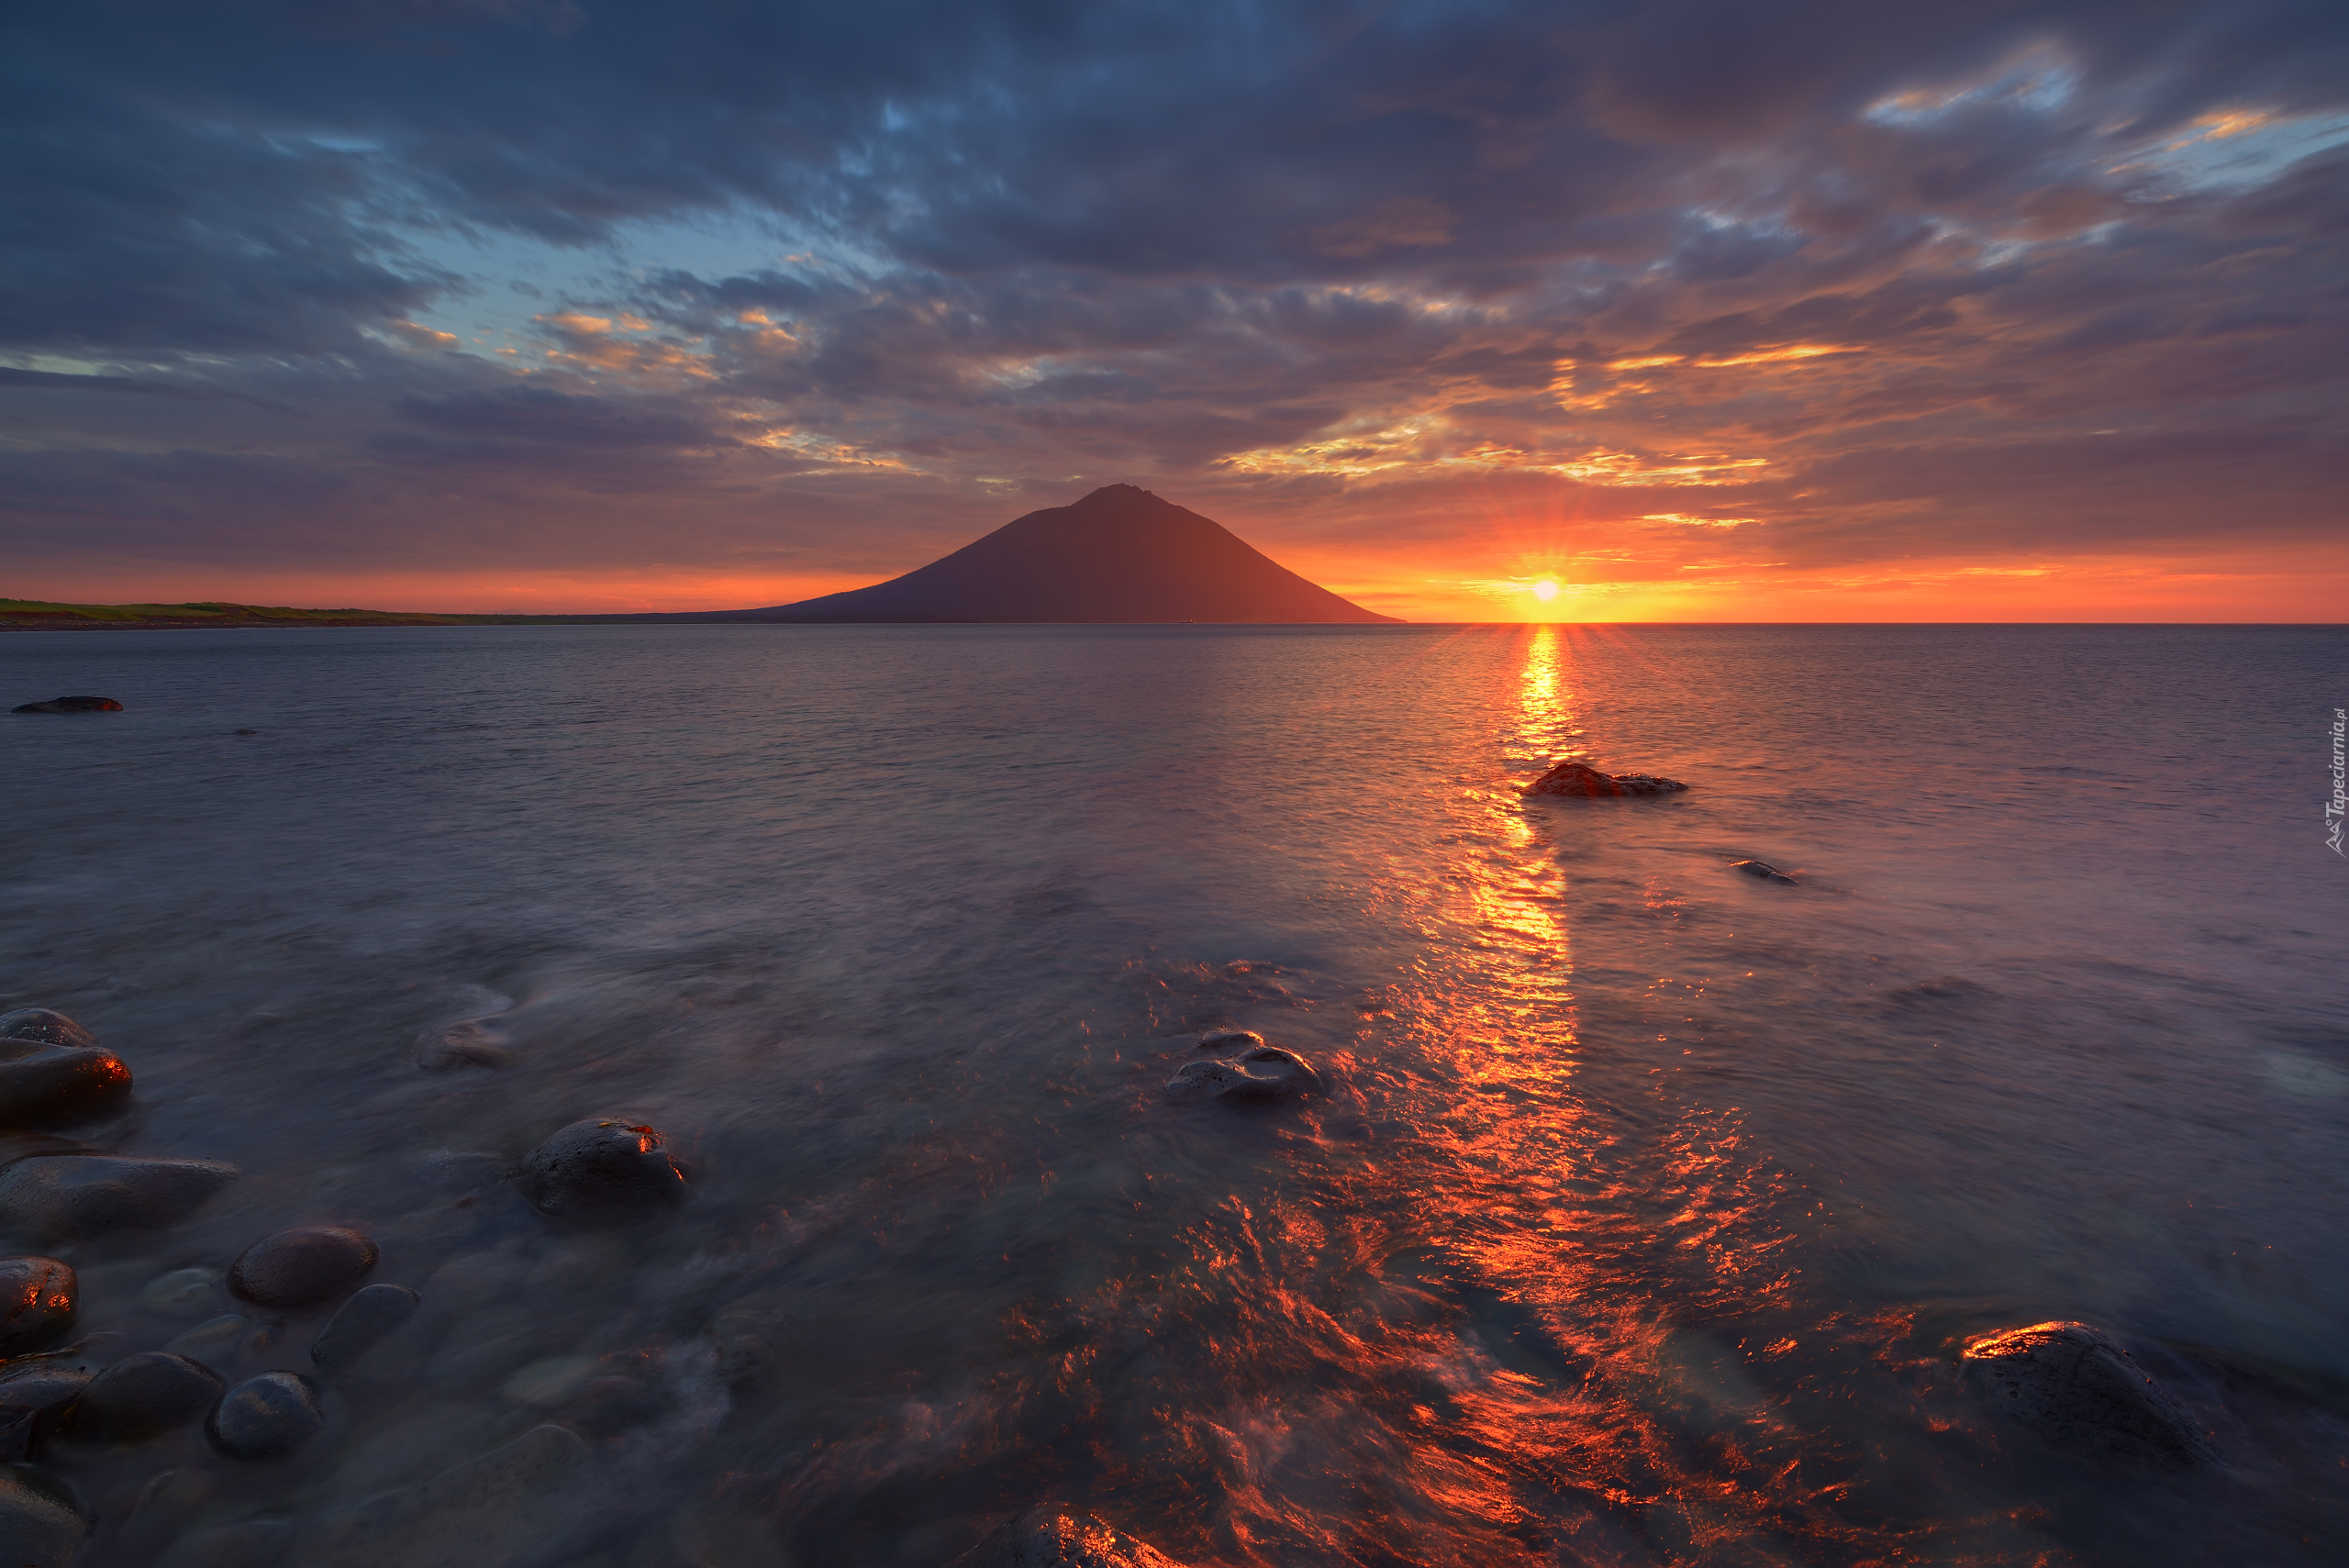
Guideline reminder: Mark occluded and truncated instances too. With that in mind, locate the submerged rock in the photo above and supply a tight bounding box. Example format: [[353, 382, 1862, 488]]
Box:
[[952, 1509, 1186, 1568], [0, 1013, 95, 1051], [1524, 760, 1688, 798], [62, 1351, 224, 1445], [0, 1258, 75, 1355], [0, 1465, 85, 1568], [141, 1267, 225, 1318], [0, 1366, 92, 1462], [305, 1423, 588, 1567], [1731, 860, 1798, 884], [512, 1119, 686, 1218], [0, 1156, 237, 1243], [10, 696, 122, 714], [230, 1227, 379, 1309], [310, 1284, 420, 1373], [208, 1371, 326, 1460], [164, 1314, 265, 1369], [1961, 1321, 2216, 1464], [1166, 1044, 1319, 1103], [1195, 1029, 1264, 1051], [0, 1043, 132, 1128]]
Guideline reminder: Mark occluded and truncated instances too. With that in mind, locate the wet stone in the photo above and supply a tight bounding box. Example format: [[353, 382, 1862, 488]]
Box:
[[1961, 1320, 2217, 1465], [310, 1284, 420, 1373], [0, 1464, 85, 1568], [165, 1314, 253, 1368], [0, 1368, 91, 1462], [142, 1267, 225, 1318], [1166, 1044, 1320, 1103], [1195, 1029, 1264, 1051], [230, 1226, 379, 1309], [0, 1013, 95, 1051], [951, 1509, 1186, 1568], [0, 1044, 133, 1128], [10, 695, 123, 713], [208, 1371, 327, 1460], [0, 1156, 238, 1243], [62, 1351, 224, 1445], [1524, 759, 1688, 798], [1731, 860, 1798, 884], [0, 1257, 75, 1356], [513, 1119, 687, 1219]]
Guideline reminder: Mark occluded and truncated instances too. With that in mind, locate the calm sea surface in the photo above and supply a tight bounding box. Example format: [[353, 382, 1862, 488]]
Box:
[[2, 624, 2344, 1566]]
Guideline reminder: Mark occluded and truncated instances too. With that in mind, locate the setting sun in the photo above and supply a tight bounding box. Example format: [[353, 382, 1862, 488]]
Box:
[[1531, 580, 1560, 600]]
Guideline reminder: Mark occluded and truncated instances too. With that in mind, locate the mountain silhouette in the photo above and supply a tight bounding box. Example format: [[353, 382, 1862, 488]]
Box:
[[706, 485, 1400, 623]]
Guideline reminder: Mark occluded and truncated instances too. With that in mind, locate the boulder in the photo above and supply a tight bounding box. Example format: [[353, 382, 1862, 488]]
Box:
[[1731, 860, 1798, 884], [0, 1043, 132, 1128], [10, 696, 122, 714], [1961, 1321, 2217, 1464], [0, 1465, 84, 1568], [61, 1351, 224, 1445], [512, 1120, 686, 1218], [0, 1367, 91, 1462], [304, 1423, 588, 1568], [1524, 760, 1687, 798], [0, 1258, 75, 1355], [309, 1284, 420, 1373], [1166, 1044, 1319, 1103], [230, 1227, 379, 1310], [0, 1014, 95, 1051], [208, 1371, 327, 1460], [951, 1509, 1186, 1568], [0, 1155, 237, 1243]]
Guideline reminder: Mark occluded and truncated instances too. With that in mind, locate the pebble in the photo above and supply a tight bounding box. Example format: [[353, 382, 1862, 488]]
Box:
[[1166, 1044, 1320, 1103], [1961, 1320, 2217, 1464], [0, 1465, 84, 1568], [61, 1351, 224, 1445], [229, 1227, 379, 1309], [951, 1509, 1185, 1568], [303, 1423, 587, 1567], [0, 1013, 96, 1051], [1731, 860, 1798, 884], [208, 1371, 327, 1460], [512, 1119, 687, 1218], [0, 1257, 75, 1355], [0, 1366, 92, 1462], [0, 1156, 238, 1243], [141, 1268, 225, 1318], [0, 1044, 133, 1128], [309, 1284, 420, 1373]]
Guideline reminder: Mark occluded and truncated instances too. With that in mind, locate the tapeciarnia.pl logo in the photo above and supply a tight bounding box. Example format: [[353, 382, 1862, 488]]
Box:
[[2329, 707, 2346, 856]]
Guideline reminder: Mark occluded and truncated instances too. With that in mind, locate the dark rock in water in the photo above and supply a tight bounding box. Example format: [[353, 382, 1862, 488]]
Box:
[[0, 1043, 132, 1128], [165, 1314, 255, 1369], [303, 1423, 588, 1567], [951, 1509, 1186, 1568], [1962, 1321, 2217, 1464], [230, 1227, 379, 1309], [1524, 760, 1688, 798], [0, 1013, 95, 1051], [207, 1371, 326, 1460], [10, 696, 123, 714], [1195, 1029, 1264, 1051], [1731, 860, 1798, 884], [0, 1464, 85, 1568], [512, 1119, 686, 1218], [0, 1367, 92, 1462], [1166, 1044, 1319, 1103], [310, 1284, 420, 1373], [61, 1351, 224, 1445], [0, 1258, 75, 1355], [0, 1156, 238, 1243]]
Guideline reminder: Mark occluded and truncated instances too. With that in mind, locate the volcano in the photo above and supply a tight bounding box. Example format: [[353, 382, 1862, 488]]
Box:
[[707, 485, 1400, 623]]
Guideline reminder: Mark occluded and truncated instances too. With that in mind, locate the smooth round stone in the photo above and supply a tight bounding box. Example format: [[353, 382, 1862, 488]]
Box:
[[206, 1372, 326, 1460], [0, 1013, 95, 1051], [141, 1268, 224, 1318], [0, 1259, 74, 1357], [0, 1464, 85, 1568], [0, 1368, 90, 1462], [61, 1352, 223, 1445], [512, 1119, 686, 1218], [0, 1156, 238, 1243], [0, 1046, 132, 1129], [228, 1227, 378, 1309], [1962, 1320, 2217, 1464], [1165, 1044, 1320, 1103], [309, 1284, 420, 1373]]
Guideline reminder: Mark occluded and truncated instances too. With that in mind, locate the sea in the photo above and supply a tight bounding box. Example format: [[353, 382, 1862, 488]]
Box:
[[2, 623, 2343, 1567]]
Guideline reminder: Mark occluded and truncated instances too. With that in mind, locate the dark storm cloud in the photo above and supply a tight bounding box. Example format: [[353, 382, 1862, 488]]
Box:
[[4, 0, 2344, 591]]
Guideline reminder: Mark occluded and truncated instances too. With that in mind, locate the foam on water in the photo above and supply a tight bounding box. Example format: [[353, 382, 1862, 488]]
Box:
[[2, 623, 2343, 1566]]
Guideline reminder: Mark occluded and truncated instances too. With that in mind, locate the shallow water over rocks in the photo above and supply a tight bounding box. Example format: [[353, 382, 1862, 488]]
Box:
[[1, 622, 2343, 1566]]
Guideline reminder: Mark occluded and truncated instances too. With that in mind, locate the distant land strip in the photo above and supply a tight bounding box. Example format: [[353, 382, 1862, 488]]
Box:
[[0, 598, 602, 629]]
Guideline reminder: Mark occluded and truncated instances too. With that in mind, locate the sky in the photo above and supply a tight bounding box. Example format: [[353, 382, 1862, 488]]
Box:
[[5, 1, 2344, 621]]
